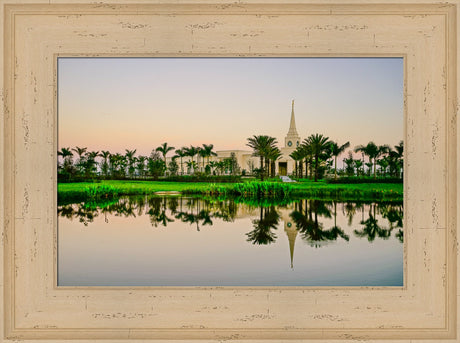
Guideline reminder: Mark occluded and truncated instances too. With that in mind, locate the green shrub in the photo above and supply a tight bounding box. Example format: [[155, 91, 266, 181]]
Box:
[[184, 181, 292, 198], [84, 185, 118, 199]]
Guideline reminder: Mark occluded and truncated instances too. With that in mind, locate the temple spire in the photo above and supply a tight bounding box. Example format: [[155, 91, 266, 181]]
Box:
[[288, 99, 299, 137]]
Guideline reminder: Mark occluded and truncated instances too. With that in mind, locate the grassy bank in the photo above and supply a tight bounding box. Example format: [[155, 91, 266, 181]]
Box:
[[58, 179, 403, 202]]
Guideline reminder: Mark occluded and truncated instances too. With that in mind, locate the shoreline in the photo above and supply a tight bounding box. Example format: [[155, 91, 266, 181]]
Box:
[[58, 180, 403, 203]]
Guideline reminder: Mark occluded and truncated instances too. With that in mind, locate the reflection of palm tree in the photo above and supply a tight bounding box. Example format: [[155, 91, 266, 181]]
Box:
[[379, 203, 403, 230], [290, 199, 347, 248], [147, 197, 162, 227], [354, 203, 392, 241], [379, 203, 404, 243], [58, 204, 76, 219], [212, 199, 237, 222], [116, 198, 137, 218], [75, 204, 98, 226], [167, 197, 179, 214], [246, 206, 279, 245], [157, 210, 174, 226], [343, 202, 357, 225], [198, 210, 213, 226], [328, 201, 350, 242]]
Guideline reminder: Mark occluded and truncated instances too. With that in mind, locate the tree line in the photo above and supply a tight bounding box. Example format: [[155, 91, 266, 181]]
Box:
[[58, 133, 403, 182], [57, 143, 239, 181], [247, 133, 403, 182]]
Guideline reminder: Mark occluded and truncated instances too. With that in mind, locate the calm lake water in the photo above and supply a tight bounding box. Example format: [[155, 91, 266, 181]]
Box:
[[58, 196, 403, 287]]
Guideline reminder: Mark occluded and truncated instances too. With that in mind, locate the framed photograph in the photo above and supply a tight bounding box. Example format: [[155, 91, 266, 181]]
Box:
[[1, 0, 458, 341]]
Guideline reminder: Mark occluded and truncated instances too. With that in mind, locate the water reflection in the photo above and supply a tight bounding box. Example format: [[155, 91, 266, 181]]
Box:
[[58, 196, 403, 286], [246, 206, 280, 245], [58, 196, 403, 245]]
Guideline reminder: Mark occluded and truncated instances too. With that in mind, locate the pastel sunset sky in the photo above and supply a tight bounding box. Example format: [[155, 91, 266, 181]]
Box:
[[58, 57, 403, 157]]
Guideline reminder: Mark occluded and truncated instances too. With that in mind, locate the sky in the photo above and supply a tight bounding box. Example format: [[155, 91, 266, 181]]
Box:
[[58, 57, 403, 158]]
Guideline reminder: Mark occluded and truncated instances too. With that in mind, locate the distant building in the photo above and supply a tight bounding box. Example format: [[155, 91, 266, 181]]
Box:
[[168, 100, 302, 176]]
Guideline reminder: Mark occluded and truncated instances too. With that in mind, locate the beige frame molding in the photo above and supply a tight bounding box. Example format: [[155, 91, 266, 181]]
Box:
[[0, 0, 458, 341]]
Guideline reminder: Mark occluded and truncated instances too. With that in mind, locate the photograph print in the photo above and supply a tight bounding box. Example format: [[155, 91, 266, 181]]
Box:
[[57, 57, 404, 287]]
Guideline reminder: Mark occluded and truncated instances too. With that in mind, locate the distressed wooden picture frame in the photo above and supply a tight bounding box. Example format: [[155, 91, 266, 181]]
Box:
[[0, 0, 458, 341]]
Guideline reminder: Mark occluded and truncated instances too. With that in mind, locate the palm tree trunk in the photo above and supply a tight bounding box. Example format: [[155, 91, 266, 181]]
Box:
[[314, 155, 318, 182], [335, 156, 338, 179], [259, 156, 264, 181], [265, 158, 269, 179], [305, 159, 308, 179], [373, 158, 376, 179]]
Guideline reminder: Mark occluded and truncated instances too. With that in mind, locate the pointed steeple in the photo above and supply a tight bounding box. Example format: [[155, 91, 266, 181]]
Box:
[[288, 99, 299, 137], [285, 100, 301, 149]]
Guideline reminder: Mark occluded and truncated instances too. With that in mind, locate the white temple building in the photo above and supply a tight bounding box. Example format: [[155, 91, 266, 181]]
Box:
[[168, 100, 302, 176]]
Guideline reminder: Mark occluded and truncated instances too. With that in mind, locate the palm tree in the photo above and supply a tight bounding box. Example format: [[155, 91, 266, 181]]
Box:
[[354, 159, 363, 177], [99, 150, 111, 178], [156, 143, 175, 175], [299, 143, 313, 179], [215, 161, 225, 175], [354, 142, 389, 179], [388, 140, 403, 178], [72, 146, 87, 175], [109, 153, 127, 178], [58, 147, 74, 179], [174, 147, 187, 175], [343, 151, 355, 176], [58, 147, 73, 166], [246, 135, 277, 181], [377, 156, 390, 177], [185, 160, 198, 174], [289, 148, 304, 178], [303, 134, 331, 182], [125, 149, 137, 178], [246, 135, 267, 181], [198, 146, 207, 172], [183, 146, 199, 174], [208, 160, 218, 175], [136, 155, 147, 178], [263, 137, 278, 178], [267, 146, 282, 177], [330, 141, 350, 179], [354, 142, 378, 177], [84, 150, 99, 178], [201, 144, 218, 172]]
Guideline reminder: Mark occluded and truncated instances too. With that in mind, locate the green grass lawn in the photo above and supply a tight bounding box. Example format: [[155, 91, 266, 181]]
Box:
[[58, 179, 403, 202]]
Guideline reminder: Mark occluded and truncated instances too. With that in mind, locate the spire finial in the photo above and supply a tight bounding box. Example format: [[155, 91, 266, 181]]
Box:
[[292, 99, 294, 111]]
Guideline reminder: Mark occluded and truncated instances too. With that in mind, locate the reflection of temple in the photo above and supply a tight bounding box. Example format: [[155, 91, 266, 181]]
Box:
[[280, 209, 298, 269]]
